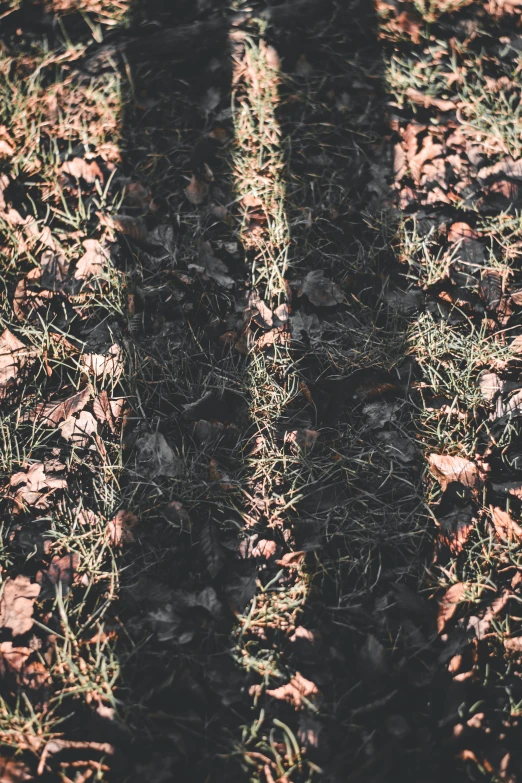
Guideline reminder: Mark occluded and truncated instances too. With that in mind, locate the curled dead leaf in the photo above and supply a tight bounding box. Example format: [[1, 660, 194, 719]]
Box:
[[58, 410, 98, 447], [61, 157, 104, 184], [37, 553, 79, 593], [448, 222, 479, 243], [301, 270, 343, 307], [74, 239, 110, 283], [0, 329, 36, 399], [10, 463, 67, 513], [428, 453, 481, 493], [135, 432, 182, 479], [185, 174, 208, 205], [81, 343, 123, 381], [107, 510, 138, 547], [438, 582, 467, 633], [489, 506, 522, 542], [33, 387, 90, 426], [0, 575, 40, 637]]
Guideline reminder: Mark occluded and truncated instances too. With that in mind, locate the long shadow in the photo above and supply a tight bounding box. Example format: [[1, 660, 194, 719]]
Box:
[[106, 2, 451, 782], [0, 1, 458, 780]]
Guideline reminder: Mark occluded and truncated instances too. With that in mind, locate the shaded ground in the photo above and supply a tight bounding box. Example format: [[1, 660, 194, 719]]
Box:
[[1, 1, 522, 781]]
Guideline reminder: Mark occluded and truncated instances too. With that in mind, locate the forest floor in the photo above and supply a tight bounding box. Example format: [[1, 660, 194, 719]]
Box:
[[1, 0, 522, 781]]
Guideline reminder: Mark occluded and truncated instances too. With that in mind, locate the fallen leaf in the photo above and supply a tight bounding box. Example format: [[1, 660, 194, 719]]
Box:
[[409, 135, 444, 184], [0, 126, 14, 157], [110, 214, 148, 241], [489, 506, 522, 542], [438, 582, 467, 633], [13, 268, 54, 322], [428, 453, 481, 492], [61, 157, 104, 184], [92, 390, 118, 433], [74, 239, 110, 282], [34, 387, 90, 426], [107, 510, 138, 547], [185, 174, 208, 205], [124, 181, 155, 211], [266, 671, 319, 708], [37, 553, 79, 592], [135, 432, 182, 478], [58, 411, 98, 446], [478, 371, 503, 402], [40, 249, 68, 291], [448, 222, 479, 243], [81, 343, 123, 381], [0, 329, 36, 398], [285, 429, 319, 450], [480, 269, 507, 310], [10, 463, 67, 512], [301, 270, 343, 307], [251, 539, 277, 558], [467, 590, 511, 639], [256, 326, 290, 350], [438, 505, 476, 553], [0, 575, 40, 637], [478, 157, 522, 181], [191, 241, 234, 289]]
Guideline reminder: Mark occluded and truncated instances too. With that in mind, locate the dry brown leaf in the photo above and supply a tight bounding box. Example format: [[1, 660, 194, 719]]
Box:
[[81, 343, 123, 381], [468, 590, 511, 639], [0, 575, 40, 637], [10, 463, 67, 512], [285, 429, 319, 449], [301, 270, 343, 307], [136, 433, 182, 479], [478, 371, 503, 402], [107, 510, 138, 547], [428, 453, 481, 492], [13, 268, 54, 322], [266, 671, 319, 708], [448, 222, 479, 243], [124, 181, 155, 211], [191, 241, 234, 289], [478, 157, 522, 181], [438, 582, 467, 633], [489, 506, 522, 542], [40, 249, 68, 291], [251, 539, 277, 558], [58, 410, 98, 446], [92, 390, 117, 432], [33, 387, 90, 426], [37, 553, 79, 591], [256, 327, 291, 350], [111, 214, 148, 241], [0, 329, 36, 398], [61, 157, 104, 184], [438, 506, 476, 554], [480, 269, 508, 310], [74, 239, 110, 282], [409, 135, 444, 184], [185, 174, 208, 205]]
